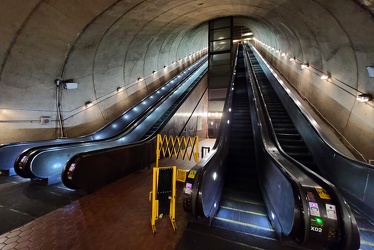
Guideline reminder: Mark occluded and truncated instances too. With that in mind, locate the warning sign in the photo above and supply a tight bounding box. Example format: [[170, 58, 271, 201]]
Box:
[[315, 188, 331, 200], [188, 170, 197, 179], [309, 202, 320, 217], [326, 204, 337, 220]]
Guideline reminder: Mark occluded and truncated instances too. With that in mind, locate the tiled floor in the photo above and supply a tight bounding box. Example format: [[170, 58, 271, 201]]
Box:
[[0, 139, 215, 250]]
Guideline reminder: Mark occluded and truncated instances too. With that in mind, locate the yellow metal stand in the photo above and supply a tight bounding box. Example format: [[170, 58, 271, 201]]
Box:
[[150, 134, 199, 233], [149, 166, 176, 234]]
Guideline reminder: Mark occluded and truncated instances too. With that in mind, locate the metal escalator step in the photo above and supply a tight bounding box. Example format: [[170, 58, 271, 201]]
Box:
[[219, 198, 266, 214], [286, 151, 314, 161], [176, 221, 289, 250], [213, 210, 276, 239], [274, 128, 298, 134], [223, 188, 263, 203], [277, 133, 301, 140], [281, 145, 310, 153], [272, 123, 295, 128], [277, 139, 304, 146]]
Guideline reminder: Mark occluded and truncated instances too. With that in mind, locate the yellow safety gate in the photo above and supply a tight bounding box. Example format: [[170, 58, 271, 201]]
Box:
[[155, 134, 199, 169], [150, 134, 199, 233]]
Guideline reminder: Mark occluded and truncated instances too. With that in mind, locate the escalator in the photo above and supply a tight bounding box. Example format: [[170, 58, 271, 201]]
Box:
[[0, 56, 206, 177], [246, 45, 374, 250], [177, 46, 290, 249], [180, 44, 360, 250], [13, 58, 208, 185], [248, 55, 321, 177], [61, 65, 208, 192]]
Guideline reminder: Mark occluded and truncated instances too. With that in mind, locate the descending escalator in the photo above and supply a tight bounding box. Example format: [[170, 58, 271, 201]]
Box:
[[177, 46, 291, 249], [180, 43, 361, 250], [208, 47, 286, 248]]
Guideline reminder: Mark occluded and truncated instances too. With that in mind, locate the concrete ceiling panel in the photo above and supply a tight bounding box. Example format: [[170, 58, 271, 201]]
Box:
[[0, 0, 373, 158]]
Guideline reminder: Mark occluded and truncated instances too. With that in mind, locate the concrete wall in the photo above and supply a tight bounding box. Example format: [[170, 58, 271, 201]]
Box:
[[160, 74, 209, 140], [0, 1, 208, 143], [246, 0, 374, 161]]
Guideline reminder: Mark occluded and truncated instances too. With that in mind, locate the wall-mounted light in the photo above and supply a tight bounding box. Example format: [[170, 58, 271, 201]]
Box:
[[290, 56, 296, 62], [321, 73, 331, 81], [366, 66, 374, 78], [85, 101, 93, 108], [357, 93, 373, 103], [152, 71, 156, 74], [301, 63, 309, 70], [281, 52, 286, 57], [117, 87, 124, 92], [137, 77, 143, 81], [163, 65, 166, 68]]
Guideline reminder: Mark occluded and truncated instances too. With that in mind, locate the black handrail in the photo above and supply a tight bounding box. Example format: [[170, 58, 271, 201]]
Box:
[[244, 45, 309, 243], [0, 56, 207, 175], [61, 67, 208, 192], [14, 57, 208, 182], [183, 45, 238, 223], [247, 44, 360, 249]]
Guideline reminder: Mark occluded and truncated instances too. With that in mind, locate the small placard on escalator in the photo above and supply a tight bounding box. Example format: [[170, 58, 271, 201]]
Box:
[[326, 204, 337, 220], [315, 188, 331, 199]]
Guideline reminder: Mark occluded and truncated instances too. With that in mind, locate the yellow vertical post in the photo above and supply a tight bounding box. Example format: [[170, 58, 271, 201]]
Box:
[[150, 167, 159, 234], [169, 166, 177, 230], [156, 134, 161, 168], [194, 136, 199, 163]]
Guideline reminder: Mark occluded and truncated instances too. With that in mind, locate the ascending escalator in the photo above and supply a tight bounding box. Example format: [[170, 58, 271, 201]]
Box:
[[13, 58, 208, 185], [0, 57, 207, 177]]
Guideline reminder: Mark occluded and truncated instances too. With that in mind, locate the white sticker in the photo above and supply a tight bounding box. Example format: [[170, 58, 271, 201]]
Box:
[[184, 183, 192, 194], [309, 202, 320, 217], [326, 204, 337, 220]]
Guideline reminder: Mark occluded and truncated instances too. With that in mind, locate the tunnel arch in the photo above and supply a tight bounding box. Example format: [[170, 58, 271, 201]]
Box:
[[0, 0, 372, 160]]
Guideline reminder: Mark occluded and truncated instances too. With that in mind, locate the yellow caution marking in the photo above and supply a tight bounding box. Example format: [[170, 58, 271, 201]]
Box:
[[215, 217, 274, 231], [187, 170, 197, 179], [361, 240, 374, 247], [359, 227, 374, 233], [224, 197, 264, 206], [220, 206, 267, 216], [315, 188, 331, 200]]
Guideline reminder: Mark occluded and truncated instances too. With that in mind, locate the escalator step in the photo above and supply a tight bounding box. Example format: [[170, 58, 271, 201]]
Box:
[[176, 221, 289, 250]]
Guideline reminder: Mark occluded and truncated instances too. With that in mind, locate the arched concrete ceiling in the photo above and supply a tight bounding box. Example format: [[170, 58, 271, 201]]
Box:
[[0, 0, 373, 158], [1, 0, 373, 109]]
